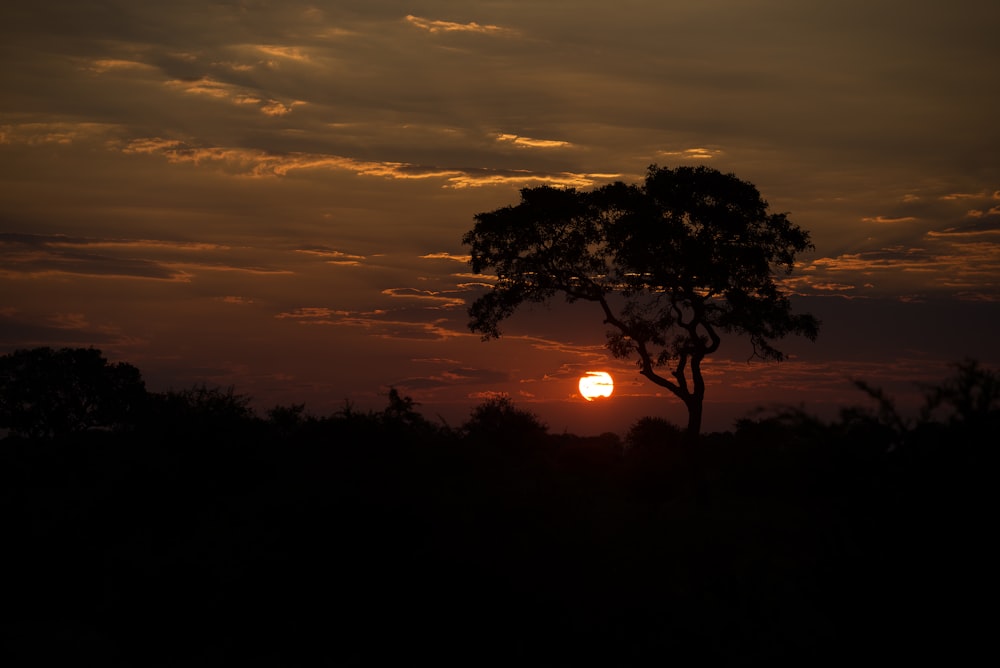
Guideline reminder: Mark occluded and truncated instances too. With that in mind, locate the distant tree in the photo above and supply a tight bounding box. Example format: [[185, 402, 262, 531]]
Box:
[[463, 165, 819, 437], [267, 403, 309, 436], [148, 383, 256, 437], [919, 358, 999, 429], [0, 347, 146, 438], [381, 387, 427, 427], [845, 358, 1000, 448], [462, 395, 547, 445]]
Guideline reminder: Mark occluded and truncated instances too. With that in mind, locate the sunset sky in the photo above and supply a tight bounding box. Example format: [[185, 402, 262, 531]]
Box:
[[2, 1, 998, 434]]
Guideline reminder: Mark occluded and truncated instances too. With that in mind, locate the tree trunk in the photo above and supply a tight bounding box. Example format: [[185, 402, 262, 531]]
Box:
[[684, 396, 703, 440]]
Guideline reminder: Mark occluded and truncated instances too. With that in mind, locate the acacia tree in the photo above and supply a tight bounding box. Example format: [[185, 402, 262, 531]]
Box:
[[462, 165, 820, 437]]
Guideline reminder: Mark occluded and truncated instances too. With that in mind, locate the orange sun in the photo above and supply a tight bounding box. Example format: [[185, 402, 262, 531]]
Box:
[[578, 371, 614, 401]]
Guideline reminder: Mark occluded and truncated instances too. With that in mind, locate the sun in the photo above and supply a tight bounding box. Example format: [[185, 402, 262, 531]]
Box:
[[578, 371, 614, 401]]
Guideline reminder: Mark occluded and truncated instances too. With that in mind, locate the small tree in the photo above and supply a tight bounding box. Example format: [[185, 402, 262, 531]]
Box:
[[463, 165, 819, 437], [462, 395, 548, 446], [0, 347, 146, 438]]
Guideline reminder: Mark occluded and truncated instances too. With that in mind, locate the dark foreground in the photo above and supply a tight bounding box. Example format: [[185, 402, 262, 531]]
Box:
[[4, 404, 994, 668]]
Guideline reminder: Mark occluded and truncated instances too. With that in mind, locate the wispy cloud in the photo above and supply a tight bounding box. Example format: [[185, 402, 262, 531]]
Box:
[[497, 133, 572, 149], [164, 77, 304, 117], [861, 215, 919, 224], [941, 191, 993, 201], [255, 45, 312, 62], [0, 233, 290, 281], [275, 307, 467, 341], [926, 216, 1000, 238], [275, 307, 357, 320], [117, 136, 614, 187], [82, 58, 159, 74], [295, 246, 367, 266], [420, 252, 471, 262], [380, 288, 466, 309], [394, 366, 509, 391], [406, 15, 517, 36], [657, 147, 723, 160], [0, 121, 118, 145], [0, 245, 191, 282], [0, 310, 142, 349], [796, 238, 1000, 301]]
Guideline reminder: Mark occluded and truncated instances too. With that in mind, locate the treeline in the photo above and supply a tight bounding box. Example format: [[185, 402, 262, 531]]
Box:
[[2, 348, 997, 666]]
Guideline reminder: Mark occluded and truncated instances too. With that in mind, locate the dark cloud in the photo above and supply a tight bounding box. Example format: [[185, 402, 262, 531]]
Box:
[[0, 232, 297, 280], [0, 234, 186, 280], [0, 312, 134, 349]]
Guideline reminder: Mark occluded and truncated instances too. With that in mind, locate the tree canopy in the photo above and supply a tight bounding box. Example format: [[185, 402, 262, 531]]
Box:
[[463, 165, 820, 436], [0, 347, 146, 438]]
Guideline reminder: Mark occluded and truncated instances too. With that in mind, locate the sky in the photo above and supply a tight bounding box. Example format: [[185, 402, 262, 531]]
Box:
[[2, 0, 998, 435]]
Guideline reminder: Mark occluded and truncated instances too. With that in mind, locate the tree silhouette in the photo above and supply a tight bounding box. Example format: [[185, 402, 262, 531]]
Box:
[[0, 347, 146, 438], [462, 395, 548, 446], [463, 165, 819, 436]]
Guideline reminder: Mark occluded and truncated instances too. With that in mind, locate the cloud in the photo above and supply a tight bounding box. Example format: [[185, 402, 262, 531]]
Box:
[[48, 238, 231, 252], [260, 100, 305, 116], [860, 215, 919, 224], [164, 263, 293, 276], [965, 207, 1000, 219], [926, 219, 1000, 238], [941, 191, 992, 201], [116, 136, 616, 187], [420, 252, 471, 262], [810, 282, 856, 292], [0, 233, 291, 281], [295, 246, 367, 265], [380, 288, 466, 309], [445, 168, 619, 189], [274, 306, 468, 341], [255, 45, 311, 62], [82, 58, 159, 74], [165, 76, 237, 100], [394, 366, 509, 391], [405, 15, 517, 36], [797, 237, 1000, 301], [274, 307, 351, 320], [0, 121, 118, 145], [164, 76, 304, 117], [809, 247, 941, 273], [497, 133, 573, 149], [0, 311, 140, 349], [657, 147, 723, 160], [0, 243, 190, 281]]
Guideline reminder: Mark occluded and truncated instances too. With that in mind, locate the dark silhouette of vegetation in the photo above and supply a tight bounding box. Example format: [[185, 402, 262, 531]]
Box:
[[461, 394, 548, 447], [0, 346, 145, 438], [2, 346, 994, 665], [463, 165, 819, 436]]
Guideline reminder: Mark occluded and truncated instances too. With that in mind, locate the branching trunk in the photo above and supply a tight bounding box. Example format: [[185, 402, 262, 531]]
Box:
[[597, 294, 710, 438]]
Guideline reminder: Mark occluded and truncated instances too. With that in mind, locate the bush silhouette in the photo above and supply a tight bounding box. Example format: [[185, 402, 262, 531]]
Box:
[[461, 395, 547, 446], [0, 347, 146, 438]]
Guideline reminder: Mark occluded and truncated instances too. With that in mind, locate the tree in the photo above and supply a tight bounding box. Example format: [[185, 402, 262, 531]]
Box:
[[147, 383, 256, 438], [0, 347, 147, 438], [463, 165, 819, 437], [462, 395, 548, 446]]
